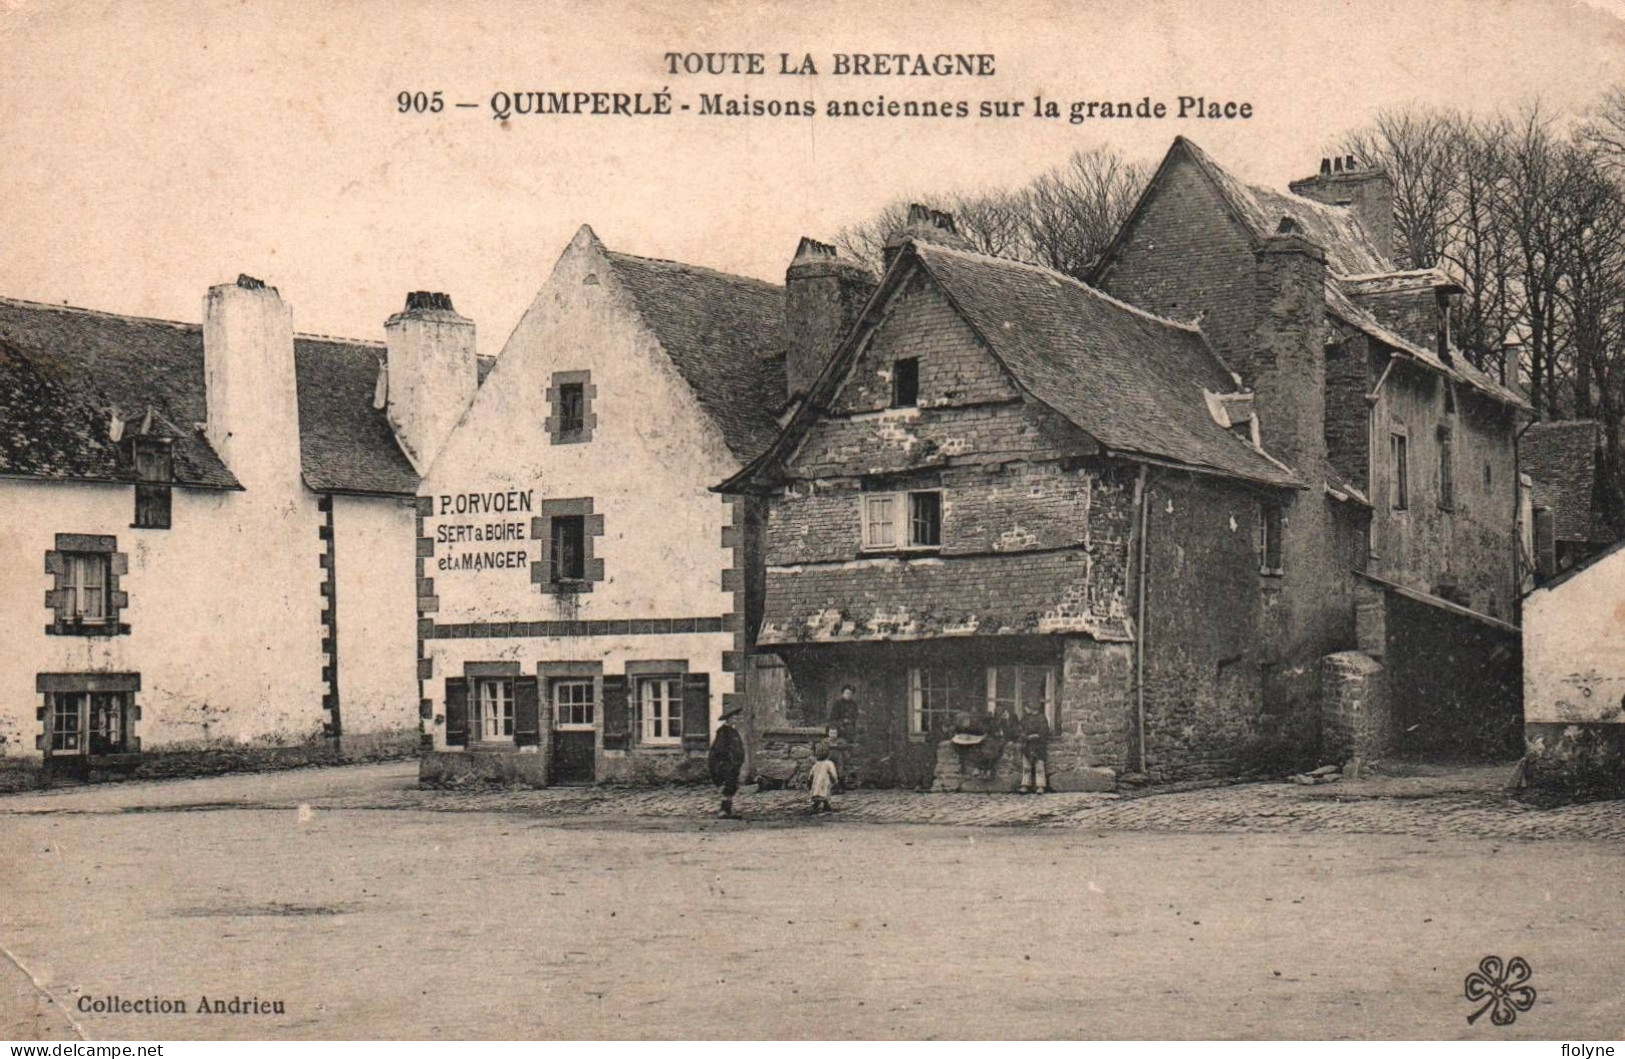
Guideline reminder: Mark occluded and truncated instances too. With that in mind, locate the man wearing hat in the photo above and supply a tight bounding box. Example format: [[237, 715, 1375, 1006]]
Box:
[[708, 705, 747, 819]]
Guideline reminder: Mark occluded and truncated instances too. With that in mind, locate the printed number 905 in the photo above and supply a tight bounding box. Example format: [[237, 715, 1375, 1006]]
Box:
[[398, 91, 445, 114]]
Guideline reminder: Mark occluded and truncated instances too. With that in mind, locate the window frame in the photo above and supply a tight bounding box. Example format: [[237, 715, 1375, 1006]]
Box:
[[64, 552, 111, 624], [908, 666, 957, 741], [892, 356, 920, 408], [556, 382, 586, 437], [859, 489, 944, 553], [471, 677, 515, 743], [46, 690, 132, 757], [131, 437, 174, 529], [546, 370, 596, 444], [552, 677, 597, 731], [638, 676, 684, 746], [985, 665, 1057, 728], [1438, 424, 1455, 512], [1258, 503, 1284, 577], [1389, 431, 1410, 511], [550, 515, 587, 583]]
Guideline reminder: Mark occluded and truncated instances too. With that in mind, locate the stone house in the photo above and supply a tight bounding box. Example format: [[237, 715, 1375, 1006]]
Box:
[[1521, 419, 1619, 582], [416, 226, 780, 786], [722, 212, 1310, 788], [1090, 137, 1531, 764], [0, 277, 484, 788]]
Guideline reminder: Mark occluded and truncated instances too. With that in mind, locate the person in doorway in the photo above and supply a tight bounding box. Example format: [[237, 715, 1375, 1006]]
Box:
[[808, 744, 839, 813], [708, 706, 747, 819], [827, 685, 860, 790], [1018, 701, 1050, 794]]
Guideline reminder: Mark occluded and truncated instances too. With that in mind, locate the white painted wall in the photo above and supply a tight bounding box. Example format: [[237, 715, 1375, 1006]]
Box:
[[1524, 544, 1625, 724], [0, 476, 326, 758], [419, 226, 744, 749], [331, 494, 420, 741]]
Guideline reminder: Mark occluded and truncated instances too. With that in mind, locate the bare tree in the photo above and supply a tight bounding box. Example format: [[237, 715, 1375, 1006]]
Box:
[[1341, 107, 1462, 270]]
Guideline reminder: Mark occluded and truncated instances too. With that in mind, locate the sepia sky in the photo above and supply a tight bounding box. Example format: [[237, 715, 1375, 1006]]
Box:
[[3, 0, 1625, 357]]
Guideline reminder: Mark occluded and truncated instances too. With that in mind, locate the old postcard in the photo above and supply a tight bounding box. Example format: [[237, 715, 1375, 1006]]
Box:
[[1, 0, 1623, 1043]]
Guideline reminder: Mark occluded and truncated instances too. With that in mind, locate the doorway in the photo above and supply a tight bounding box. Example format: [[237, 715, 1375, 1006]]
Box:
[[550, 677, 596, 784]]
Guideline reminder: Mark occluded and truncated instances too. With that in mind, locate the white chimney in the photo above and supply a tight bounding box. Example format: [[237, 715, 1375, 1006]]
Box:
[[203, 274, 302, 494], [384, 292, 476, 474]]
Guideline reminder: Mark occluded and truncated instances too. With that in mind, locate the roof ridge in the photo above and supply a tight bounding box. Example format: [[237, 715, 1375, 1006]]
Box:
[[0, 294, 199, 331], [912, 240, 1203, 334], [602, 247, 783, 292], [0, 293, 380, 348]]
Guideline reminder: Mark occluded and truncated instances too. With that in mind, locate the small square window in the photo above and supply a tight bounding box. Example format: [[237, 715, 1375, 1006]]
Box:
[[909, 491, 941, 547], [892, 357, 919, 408], [553, 678, 596, 729], [558, 383, 586, 436], [551, 516, 586, 582]]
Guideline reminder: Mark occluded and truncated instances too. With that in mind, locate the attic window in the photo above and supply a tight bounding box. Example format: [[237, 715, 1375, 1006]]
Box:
[[131, 437, 173, 529], [893, 357, 920, 408], [546, 370, 596, 444]]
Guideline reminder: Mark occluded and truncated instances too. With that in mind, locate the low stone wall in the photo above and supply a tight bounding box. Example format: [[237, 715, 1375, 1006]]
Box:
[[752, 727, 828, 790], [419, 748, 548, 787], [932, 735, 1116, 792], [0, 728, 422, 792], [598, 748, 710, 785], [1524, 722, 1625, 796]]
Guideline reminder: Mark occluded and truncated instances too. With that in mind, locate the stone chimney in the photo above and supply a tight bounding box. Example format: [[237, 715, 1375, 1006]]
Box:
[[203, 274, 303, 494], [1252, 217, 1328, 475], [882, 203, 976, 270], [784, 238, 876, 403], [384, 291, 476, 474], [1288, 155, 1395, 265]]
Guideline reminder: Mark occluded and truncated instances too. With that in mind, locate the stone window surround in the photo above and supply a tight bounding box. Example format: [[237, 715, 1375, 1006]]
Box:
[[44, 534, 130, 637], [35, 671, 141, 756], [1257, 503, 1285, 577], [530, 498, 606, 593], [545, 370, 597, 444]]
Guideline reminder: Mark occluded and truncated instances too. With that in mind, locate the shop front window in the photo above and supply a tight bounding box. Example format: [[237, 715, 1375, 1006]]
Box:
[[986, 665, 1056, 727]]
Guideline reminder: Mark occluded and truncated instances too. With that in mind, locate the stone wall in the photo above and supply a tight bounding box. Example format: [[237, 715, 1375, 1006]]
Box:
[[1319, 650, 1391, 762]]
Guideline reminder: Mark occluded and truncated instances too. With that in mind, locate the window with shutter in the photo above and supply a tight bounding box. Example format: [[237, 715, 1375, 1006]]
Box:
[[514, 677, 541, 746], [132, 438, 173, 529], [600, 675, 630, 750], [681, 673, 711, 749], [444, 678, 469, 747]]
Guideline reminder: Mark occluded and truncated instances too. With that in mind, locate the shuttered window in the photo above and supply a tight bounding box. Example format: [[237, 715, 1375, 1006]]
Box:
[[472, 678, 514, 741], [639, 677, 683, 745], [132, 438, 173, 529]]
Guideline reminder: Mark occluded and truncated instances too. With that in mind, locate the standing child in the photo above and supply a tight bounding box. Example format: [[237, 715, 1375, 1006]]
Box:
[[809, 745, 839, 813], [1018, 701, 1050, 794]]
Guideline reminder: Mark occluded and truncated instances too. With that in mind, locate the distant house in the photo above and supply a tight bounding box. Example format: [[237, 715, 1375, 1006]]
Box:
[[1521, 419, 1618, 582], [416, 226, 780, 786], [0, 278, 485, 788]]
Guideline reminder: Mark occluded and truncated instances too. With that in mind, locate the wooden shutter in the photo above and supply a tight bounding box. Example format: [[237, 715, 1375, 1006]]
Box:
[[444, 678, 469, 747], [514, 676, 540, 746], [601, 675, 630, 750], [682, 673, 711, 750]]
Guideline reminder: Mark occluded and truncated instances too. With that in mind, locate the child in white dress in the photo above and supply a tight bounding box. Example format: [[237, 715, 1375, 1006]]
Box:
[[809, 745, 839, 813]]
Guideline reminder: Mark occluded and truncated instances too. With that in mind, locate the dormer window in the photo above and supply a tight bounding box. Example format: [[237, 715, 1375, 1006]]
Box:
[[131, 437, 173, 529], [892, 357, 920, 408]]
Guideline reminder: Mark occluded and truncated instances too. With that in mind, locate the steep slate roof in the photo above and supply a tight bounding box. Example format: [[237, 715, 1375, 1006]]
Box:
[[0, 296, 420, 495], [1523, 420, 1607, 543], [1170, 137, 1390, 276], [910, 242, 1300, 488], [601, 248, 787, 463]]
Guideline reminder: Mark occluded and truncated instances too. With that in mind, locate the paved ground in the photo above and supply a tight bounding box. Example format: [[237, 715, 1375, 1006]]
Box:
[[1, 761, 1622, 1039]]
